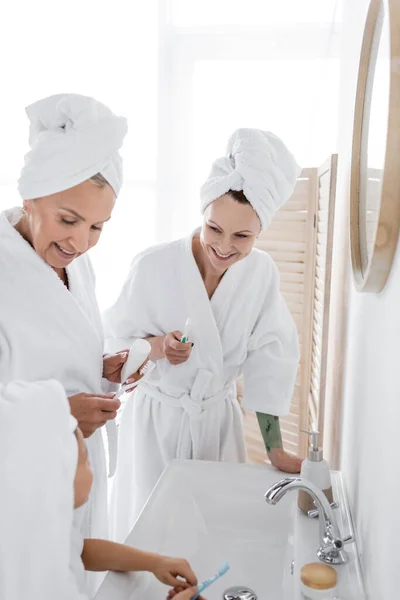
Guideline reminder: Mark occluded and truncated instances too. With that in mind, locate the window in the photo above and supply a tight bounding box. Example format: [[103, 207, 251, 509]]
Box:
[[156, 0, 341, 241]]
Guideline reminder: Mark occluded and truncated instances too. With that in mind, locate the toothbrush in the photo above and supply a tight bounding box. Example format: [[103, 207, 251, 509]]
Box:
[[191, 562, 230, 600], [114, 360, 155, 400], [120, 339, 151, 385], [181, 318, 192, 343]]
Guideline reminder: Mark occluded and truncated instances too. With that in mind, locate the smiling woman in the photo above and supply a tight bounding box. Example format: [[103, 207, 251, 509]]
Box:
[[15, 178, 115, 285], [103, 127, 302, 543], [0, 93, 129, 597], [194, 193, 261, 298]]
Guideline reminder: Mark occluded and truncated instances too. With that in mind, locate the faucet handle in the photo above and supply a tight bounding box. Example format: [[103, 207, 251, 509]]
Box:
[[318, 534, 353, 565], [317, 544, 349, 565], [326, 534, 354, 547], [343, 534, 354, 544], [308, 501, 339, 518]]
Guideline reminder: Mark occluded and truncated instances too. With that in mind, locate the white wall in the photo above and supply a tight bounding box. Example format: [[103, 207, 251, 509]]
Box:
[[329, 1, 400, 598]]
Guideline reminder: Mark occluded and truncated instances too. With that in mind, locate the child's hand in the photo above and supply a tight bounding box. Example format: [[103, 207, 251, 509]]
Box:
[[167, 586, 206, 599], [152, 556, 197, 588]]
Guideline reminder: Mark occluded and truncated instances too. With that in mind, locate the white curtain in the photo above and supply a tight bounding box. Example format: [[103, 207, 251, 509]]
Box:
[[0, 0, 341, 310]]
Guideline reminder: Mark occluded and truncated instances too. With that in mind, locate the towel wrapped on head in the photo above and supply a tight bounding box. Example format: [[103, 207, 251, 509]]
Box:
[[200, 128, 301, 231], [18, 93, 128, 200]]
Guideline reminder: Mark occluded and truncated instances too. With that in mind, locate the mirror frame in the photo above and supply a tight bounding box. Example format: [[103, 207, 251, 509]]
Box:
[[350, 0, 400, 292]]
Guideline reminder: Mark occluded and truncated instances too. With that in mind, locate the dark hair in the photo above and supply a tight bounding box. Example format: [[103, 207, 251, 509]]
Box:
[[89, 173, 109, 188], [227, 189, 249, 204]]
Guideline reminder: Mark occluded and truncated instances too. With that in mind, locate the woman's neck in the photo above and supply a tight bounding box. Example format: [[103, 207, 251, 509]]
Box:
[[192, 235, 226, 299]]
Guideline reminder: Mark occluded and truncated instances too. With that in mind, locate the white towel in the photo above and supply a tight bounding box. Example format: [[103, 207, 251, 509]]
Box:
[[200, 128, 301, 231], [18, 93, 127, 199], [0, 380, 87, 600]]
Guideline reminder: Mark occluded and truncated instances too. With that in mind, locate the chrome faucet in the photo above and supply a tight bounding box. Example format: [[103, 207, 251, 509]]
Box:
[[265, 477, 348, 565]]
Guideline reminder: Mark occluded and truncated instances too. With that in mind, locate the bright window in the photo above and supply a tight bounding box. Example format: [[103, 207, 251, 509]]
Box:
[[168, 0, 342, 27]]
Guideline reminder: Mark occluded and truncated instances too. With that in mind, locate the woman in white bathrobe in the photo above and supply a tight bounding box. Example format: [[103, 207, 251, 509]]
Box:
[[104, 128, 303, 543], [0, 95, 138, 590]]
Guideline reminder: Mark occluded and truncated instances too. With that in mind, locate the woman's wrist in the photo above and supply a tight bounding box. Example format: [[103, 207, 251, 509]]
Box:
[[146, 336, 166, 361]]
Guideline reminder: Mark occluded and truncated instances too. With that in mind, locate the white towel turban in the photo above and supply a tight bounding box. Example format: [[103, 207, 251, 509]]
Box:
[[18, 93, 128, 200], [200, 128, 301, 231]]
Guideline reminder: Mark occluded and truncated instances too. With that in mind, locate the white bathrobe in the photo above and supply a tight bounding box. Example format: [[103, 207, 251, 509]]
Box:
[[0, 208, 110, 545], [0, 379, 87, 600], [104, 231, 300, 542]]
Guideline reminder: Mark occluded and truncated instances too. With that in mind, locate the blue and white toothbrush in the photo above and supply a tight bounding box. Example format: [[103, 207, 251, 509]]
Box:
[[191, 562, 230, 599]]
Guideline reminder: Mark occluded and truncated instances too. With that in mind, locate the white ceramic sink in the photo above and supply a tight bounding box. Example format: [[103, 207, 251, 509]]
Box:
[[96, 460, 296, 600], [96, 460, 365, 600]]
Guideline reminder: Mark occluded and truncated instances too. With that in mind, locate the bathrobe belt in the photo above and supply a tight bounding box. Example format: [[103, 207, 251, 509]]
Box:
[[140, 370, 235, 459]]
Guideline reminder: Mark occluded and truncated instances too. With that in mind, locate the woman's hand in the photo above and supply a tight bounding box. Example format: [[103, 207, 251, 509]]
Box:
[[102, 350, 129, 383], [167, 587, 206, 600], [123, 359, 150, 391], [268, 448, 302, 473], [103, 351, 149, 389], [151, 555, 197, 589], [163, 332, 193, 366], [68, 392, 121, 438]]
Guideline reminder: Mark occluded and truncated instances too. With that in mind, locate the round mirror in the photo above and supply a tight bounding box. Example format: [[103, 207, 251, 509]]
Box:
[[359, 1, 389, 273], [350, 0, 400, 292]]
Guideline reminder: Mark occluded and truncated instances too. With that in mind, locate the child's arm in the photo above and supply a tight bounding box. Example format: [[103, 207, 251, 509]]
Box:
[[82, 539, 197, 588], [82, 539, 157, 572]]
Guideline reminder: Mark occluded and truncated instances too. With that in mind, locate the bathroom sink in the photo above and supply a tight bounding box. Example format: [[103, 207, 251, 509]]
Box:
[[96, 460, 296, 600], [96, 461, 365, 600]]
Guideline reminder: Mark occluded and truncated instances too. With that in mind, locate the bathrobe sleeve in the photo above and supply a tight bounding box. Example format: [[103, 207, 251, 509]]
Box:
[[242, 260, 300, 416], [103, 251, 156, 354]]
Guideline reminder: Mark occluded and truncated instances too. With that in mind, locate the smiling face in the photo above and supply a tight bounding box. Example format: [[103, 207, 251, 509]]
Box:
[[21, 179, 115, 269], [200, 193, 261, 274]]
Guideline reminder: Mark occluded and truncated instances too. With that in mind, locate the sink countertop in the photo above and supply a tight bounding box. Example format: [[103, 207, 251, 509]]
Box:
[[96, 460, 365, 600]]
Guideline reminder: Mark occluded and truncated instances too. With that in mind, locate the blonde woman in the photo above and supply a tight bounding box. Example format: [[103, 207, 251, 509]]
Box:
[[0, 94, 140, 594]]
